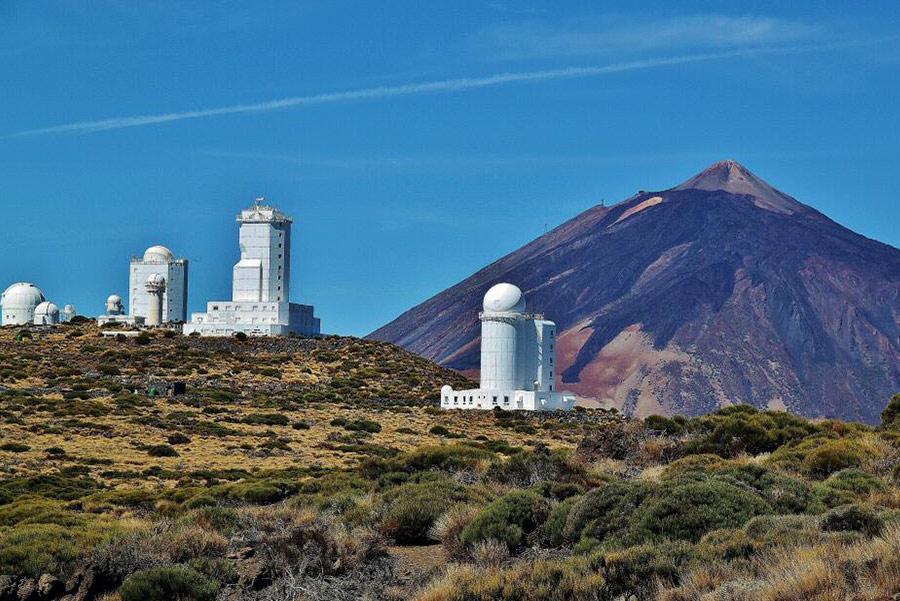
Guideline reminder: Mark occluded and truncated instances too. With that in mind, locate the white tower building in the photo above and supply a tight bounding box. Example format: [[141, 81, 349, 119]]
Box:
[[183, 198, 320, 337], [440, 283, 575, 411], [1, 283, 46, 325], [144, 273, 166, 326], [129, 245, 188, 324]]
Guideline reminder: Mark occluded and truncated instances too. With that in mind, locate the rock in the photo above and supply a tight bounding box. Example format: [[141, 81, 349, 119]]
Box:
[[15, 578, 36, 601], [235, 558, 268, 591], [36, 575, 62, 599], [227, 546, 255, 561], [0, 576, 18, 601]]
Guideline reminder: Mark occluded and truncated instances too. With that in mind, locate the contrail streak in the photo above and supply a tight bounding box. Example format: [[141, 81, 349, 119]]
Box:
[[0, 42, 865, 138]]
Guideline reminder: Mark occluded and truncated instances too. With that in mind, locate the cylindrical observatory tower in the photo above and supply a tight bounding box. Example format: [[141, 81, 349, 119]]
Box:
[[145, 274, 166, 326], [479, 283, 525, 390]]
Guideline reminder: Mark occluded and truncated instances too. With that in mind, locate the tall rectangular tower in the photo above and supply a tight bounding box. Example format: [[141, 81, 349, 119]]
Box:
[[129, 245, 189, 323], [232, 200, 291, 303]]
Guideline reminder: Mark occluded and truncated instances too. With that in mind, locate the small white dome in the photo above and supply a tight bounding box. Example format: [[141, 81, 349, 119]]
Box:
[[63, 304, 76, 314], [106, 294, 122, 304], [1, 283, 46, 310], [145, 273, 166, 288], [34, 301, 59, 317], [143, 245, 174, 263], [483, 283, 526, 313]]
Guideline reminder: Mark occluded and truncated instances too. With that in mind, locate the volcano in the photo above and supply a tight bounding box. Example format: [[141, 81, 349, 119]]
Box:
[[370, 161, 900, 423]]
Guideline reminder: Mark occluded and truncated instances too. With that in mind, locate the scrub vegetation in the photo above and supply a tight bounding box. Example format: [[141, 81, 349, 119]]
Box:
[[0, 324, 897, 600]]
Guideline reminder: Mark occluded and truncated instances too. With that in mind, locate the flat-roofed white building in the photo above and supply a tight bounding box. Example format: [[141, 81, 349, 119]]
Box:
[[183, 198, 320, 337], [440, 283, 575, 411]]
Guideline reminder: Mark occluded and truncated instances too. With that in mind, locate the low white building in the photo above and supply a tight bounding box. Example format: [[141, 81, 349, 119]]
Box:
[[97, 294, 144, 327], [183, 198, 320, 337], [129, 245, 188, 324], [441, 283, 576, 411]]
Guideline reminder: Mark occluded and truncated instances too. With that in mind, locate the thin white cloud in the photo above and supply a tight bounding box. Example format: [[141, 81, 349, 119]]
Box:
[[474, 14, 822, 60], [2, 41, 856, 138]]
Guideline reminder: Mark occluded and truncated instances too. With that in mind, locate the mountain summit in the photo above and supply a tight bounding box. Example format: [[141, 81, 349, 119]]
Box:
[[370, 161, 900, 423], [674, 160, 807, 215]]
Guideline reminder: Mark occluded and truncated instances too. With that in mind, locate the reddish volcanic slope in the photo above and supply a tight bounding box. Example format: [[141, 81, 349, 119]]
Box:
[[370, 161, 900, 423]]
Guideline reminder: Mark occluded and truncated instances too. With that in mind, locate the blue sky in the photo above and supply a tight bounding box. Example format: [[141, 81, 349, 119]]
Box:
[[1, 1, 898, 335]]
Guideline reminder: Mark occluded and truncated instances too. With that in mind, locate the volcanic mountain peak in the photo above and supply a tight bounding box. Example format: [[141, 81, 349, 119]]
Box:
[[673, 159, 805, 215]]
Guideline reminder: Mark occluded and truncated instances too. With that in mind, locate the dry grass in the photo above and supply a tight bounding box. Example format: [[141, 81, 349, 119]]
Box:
[[659, 524, 900, 601]]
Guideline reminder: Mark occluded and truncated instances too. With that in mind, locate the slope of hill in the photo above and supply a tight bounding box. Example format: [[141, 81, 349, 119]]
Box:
[[370, 161, 900, 423], [0, 324, 896, 601]]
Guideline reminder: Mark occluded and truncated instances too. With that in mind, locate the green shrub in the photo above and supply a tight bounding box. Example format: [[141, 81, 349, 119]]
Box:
[[147, 444, 179, 457], [714, 463, 821, 514], [881, 393, 900, 428], [819, 469, 886, 507], [602, 541, 696, 598], [0, 442, 30, 453], [461, 491, 550, 551], [542, 496, 579, 547], [563, 481, 656, 548], [802, 439, 866, 479], [820, 504, 883, 537], [634, 480, 772, 543], [232, 332, 248, 342], [119, 566, 218, 601], [344, 418, 381, 433], [242, 413, 290, 426], [644, 414, 687, 436], [168, 433, 191, 445], [429, 425, 451, 436], [379, 480, 468, 544], [686, 406, 816, 457], [396, 444, 492, 473]]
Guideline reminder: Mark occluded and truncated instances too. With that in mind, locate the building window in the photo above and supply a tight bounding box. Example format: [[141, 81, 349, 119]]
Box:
[[503, 395, 509, 404]]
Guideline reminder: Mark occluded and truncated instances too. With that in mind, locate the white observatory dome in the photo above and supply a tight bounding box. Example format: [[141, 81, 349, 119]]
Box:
[[145, 273, 166, 287], [482, 283, 526, 313], [143, 245, 174, 263], [2, 283, 45, 310], [34, 301, 60, 323], [106, 294, 122, 305]]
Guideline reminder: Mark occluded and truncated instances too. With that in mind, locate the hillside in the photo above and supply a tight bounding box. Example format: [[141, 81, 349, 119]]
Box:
[[0, 324, 897, 600], [371, 160, 900, 423]]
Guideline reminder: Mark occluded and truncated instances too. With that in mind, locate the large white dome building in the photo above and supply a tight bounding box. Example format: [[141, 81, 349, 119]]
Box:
[[1, 283, 46, 325], [440, 283, 576, 412]]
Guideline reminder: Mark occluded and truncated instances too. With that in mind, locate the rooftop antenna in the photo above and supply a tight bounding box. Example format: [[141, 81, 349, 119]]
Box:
[[255, 196, 265, 208]]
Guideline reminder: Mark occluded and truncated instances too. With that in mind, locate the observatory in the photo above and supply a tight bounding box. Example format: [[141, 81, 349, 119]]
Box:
[[440, 283, 576, 411], [1, 283, 46, 325], [62, 305, 77, 323], [129, 245, 188, 324], [33, 301, 60, 325], [183, 198, 320, 337], [97, 294, 144, 327]]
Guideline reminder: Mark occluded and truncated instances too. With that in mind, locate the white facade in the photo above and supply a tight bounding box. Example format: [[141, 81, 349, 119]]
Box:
[[441, 283, 575, 412], [129, 245, 188, 324], [183, 198, 320, 337], [1, 283, 46, 325]]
